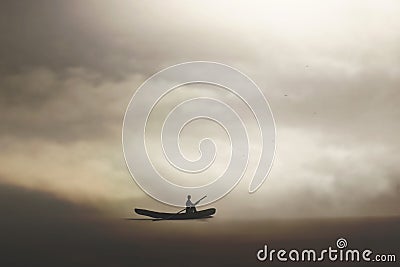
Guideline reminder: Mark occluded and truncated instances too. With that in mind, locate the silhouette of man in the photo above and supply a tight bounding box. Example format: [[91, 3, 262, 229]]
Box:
[[186, 195, 197, 214]]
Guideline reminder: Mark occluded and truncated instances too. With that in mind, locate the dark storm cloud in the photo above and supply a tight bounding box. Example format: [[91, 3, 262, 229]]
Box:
[[0, 67, 134, 142], [0, 0, 251, 78], [0, 0, 142, 142], [0, 0, 141, 77], [0, 0, 252, 142]]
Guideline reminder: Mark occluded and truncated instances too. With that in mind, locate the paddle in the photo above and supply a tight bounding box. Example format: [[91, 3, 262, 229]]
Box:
[[194, 195, 207, 205], [153, 195, 207, 221]]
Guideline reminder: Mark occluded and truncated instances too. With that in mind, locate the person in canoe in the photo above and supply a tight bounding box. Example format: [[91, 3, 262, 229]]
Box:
[[185, 195, 206, 214], [134, 195, 214, 219]]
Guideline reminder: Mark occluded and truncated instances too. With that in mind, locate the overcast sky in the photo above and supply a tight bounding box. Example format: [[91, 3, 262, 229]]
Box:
[[1, 0, 399, 219]]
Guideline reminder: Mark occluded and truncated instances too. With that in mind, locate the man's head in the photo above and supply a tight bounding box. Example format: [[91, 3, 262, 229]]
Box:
[[187, 195, 191, 200]]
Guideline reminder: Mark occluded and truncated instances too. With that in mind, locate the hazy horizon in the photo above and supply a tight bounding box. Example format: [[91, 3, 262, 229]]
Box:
[[1, 0, 400, 220]]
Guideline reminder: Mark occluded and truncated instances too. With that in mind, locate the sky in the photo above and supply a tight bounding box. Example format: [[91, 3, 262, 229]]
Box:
[[1, 0, 400, 220]]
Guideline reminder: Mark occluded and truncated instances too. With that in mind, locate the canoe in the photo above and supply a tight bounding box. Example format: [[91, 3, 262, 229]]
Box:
[[135, 208, 216, 220]]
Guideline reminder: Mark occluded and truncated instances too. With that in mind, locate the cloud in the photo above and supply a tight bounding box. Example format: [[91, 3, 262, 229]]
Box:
[[0, 67, 146, 208], [0, 0, 399, 218], [0, 67, 144, 141]]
